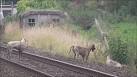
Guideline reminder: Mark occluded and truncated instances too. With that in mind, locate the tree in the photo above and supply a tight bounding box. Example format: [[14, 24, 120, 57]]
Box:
[[17, 0, 60, 14], [16, 0, 30, 13]]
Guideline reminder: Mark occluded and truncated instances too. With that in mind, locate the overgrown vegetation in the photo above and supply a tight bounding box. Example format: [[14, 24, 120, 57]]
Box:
[[2, 0, 137, 74], [108, 22, 137, 72], [3, 22, 22, 41], [108, 37, 129, 64], [3, 22, 90, 54], [17, 0, 60, 13]]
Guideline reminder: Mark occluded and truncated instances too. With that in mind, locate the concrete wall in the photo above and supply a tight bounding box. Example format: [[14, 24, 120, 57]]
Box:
[[22, 14, 65, 27], [23, 14, 39, 27]]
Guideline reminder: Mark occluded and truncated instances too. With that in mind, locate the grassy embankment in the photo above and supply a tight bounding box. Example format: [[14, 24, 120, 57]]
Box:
[[111, 22, 137, 58], [3, 21, 137, 66], [110, 22, 137, 72], [3, 22, 104, 63]]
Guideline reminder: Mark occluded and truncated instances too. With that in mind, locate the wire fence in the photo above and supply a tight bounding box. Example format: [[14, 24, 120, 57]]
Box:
[[94, 14, 137, 73]]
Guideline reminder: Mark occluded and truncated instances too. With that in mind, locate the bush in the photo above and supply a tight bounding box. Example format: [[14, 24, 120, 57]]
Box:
[[108, 37, 129, 64], [68, 6, 96, 30]]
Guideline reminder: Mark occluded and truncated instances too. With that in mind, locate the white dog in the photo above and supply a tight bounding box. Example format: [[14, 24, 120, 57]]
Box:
[[8, 38, 28, 48], [106, 55, 122, 68]]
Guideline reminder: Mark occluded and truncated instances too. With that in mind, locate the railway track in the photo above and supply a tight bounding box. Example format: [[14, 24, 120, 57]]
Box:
[[0, 44, 118, 77], [22, 51, 117, 77], [0, 57, 53, 77]]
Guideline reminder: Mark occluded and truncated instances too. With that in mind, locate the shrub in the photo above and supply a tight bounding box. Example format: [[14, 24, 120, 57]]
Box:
[[108, 37, 129, 64]]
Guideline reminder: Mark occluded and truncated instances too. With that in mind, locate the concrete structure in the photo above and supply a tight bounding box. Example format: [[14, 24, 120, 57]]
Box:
[[0, 0, 17, 17], [1, 5, 17, 16], [0, 0, 5, 36], [20, 10, 68, 28]]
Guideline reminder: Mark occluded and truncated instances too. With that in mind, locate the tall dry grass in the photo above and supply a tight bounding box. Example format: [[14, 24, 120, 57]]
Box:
[[4, 22, 91, 53], [3, 22, 106, 63], [3, 22, 22, 41], [24, 26, 92, 56]]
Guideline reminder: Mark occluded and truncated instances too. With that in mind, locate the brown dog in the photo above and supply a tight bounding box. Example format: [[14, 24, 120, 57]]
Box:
[[69, 44, 95, 62]]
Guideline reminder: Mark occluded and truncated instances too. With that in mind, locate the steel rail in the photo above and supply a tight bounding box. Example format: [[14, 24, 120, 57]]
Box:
[[22, 51, 118, 77], [0, 57, 54, 77], [0, 44, 118, 77]]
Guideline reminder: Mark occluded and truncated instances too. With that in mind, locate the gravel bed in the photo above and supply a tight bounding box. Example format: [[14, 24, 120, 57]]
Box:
[[1, 49, 88, 77], [24, 47, 137, 77], [0, 58, 47, 77], [0, 43, 136, 77]]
